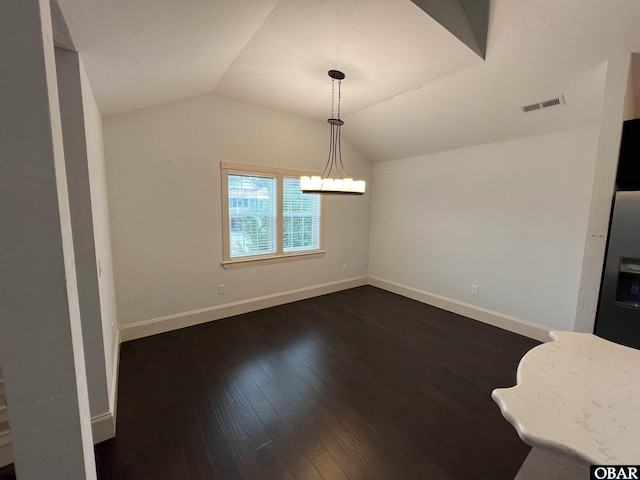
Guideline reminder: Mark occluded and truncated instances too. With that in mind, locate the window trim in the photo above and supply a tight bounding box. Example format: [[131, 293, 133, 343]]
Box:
[[221, 162, 325, 269]]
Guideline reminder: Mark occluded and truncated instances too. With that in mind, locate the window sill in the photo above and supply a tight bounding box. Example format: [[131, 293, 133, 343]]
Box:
[[222, 250, 326, 269]]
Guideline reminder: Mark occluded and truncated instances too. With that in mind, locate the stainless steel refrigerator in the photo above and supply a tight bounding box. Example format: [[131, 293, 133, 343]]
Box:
[[595, 190, 640, 349]]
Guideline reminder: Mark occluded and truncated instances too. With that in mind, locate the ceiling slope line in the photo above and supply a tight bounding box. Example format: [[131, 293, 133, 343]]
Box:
[[208, 0, 283, 94], [344, 61, 483, 120]]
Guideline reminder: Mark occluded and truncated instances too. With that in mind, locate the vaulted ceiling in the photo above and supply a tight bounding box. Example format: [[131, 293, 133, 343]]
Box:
[[57, 0, 640, 162]]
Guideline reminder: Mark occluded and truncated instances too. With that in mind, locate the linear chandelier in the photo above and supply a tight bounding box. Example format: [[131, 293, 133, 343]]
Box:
[[301, 70, 366, 195]]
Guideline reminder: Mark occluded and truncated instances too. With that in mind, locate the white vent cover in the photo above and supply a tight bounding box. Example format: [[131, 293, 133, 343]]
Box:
[[521, 94, 565, 113]]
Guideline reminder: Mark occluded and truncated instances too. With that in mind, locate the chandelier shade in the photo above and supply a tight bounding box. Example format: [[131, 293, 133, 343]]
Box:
[[301, 70, 366, 195]]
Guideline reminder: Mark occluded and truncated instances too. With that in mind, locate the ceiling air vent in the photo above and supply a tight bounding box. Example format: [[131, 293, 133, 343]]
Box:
[[522, 103, 542, 113], [521, 94, 565, 113]]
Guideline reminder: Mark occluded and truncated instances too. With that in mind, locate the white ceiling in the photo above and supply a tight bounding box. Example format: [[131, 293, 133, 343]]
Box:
[[58, 0, 640, 162]]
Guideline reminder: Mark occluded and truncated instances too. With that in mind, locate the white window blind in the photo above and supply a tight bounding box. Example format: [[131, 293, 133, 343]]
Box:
[[228, 174, 277, 258], [283, 177, 320, 252]]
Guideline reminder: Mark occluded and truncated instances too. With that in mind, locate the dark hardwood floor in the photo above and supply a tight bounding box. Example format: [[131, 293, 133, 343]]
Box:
[[95, 286, 538, 479], [0, 465, 14, 480], [1, 286, 540, 479]]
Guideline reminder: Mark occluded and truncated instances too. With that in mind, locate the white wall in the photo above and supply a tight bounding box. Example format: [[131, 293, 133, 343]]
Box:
[[369, 127, 599, 331], [103, 93, 371, 326], [80, 60, 118, 407]]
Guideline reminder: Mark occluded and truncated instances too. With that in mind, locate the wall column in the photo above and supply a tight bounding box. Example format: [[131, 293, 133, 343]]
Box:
[[56, 47, 111, 422], [0, 0, 97, 478], [574, 55, 631, 333]]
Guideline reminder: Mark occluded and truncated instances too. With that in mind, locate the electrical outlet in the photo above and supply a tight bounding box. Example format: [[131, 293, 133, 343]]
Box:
[[471, 285, 479, 295], [218, 284, 226, 295], [342, 264, 348, 272]]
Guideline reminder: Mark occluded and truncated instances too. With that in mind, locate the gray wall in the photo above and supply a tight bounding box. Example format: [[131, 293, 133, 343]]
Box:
[[0, 0, 97, 476], [55, 47, 110, 417], [79, 59, 118, 408]]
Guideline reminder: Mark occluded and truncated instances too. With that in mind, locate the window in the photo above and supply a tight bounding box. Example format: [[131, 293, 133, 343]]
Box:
[[283, 177, 321, 253], [221, 162, 324, 268], [227, 174, 277, 258]]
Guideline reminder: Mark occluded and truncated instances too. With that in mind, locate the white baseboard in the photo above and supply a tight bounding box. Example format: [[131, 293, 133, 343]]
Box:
[[0, 407, 116, 468], [368, 276, 551, 342], [120, 276, 369, 342], [91, 328, 120, 444], [91, 411, 115, 444]]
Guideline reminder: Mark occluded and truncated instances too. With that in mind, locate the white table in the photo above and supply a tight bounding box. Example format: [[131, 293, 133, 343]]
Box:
[[492, 331, 640, 467]]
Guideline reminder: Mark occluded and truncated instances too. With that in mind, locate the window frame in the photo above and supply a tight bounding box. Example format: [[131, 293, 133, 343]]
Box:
[[221, 161, 325, 269]]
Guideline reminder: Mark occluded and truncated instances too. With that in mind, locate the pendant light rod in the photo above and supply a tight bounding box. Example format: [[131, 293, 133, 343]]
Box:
[[300, 70, 366, 195]]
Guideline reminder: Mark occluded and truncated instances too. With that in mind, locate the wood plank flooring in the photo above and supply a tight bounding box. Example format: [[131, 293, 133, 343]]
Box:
[[95, 286, 539, 479], [0, 286, 540, 479]]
